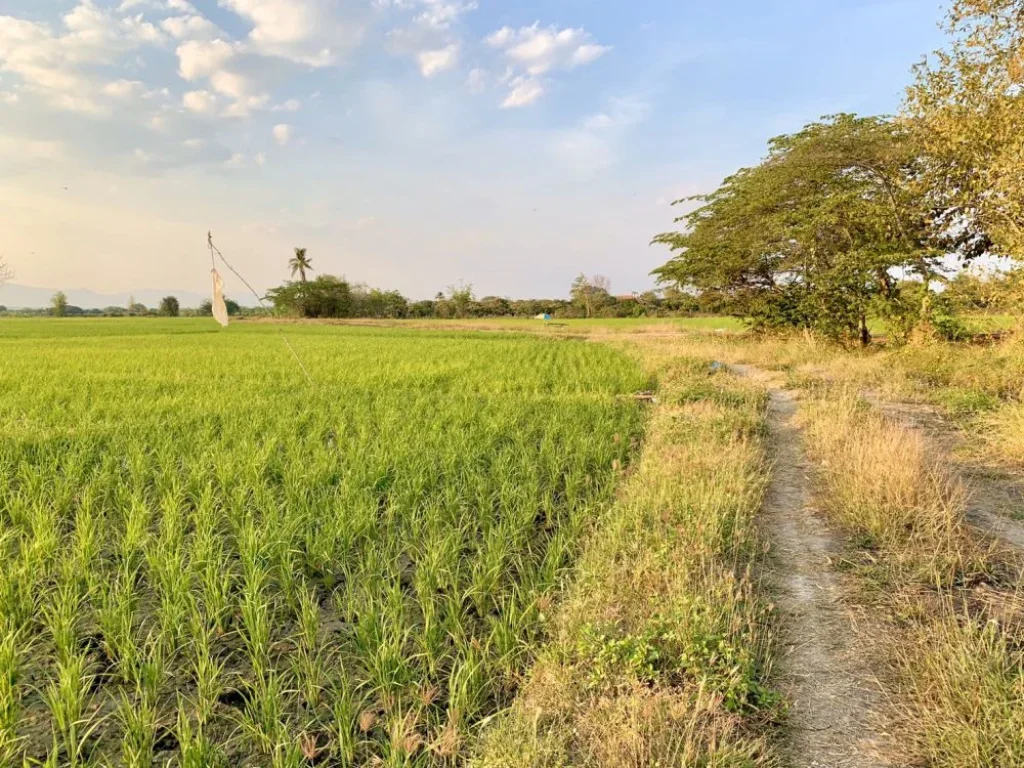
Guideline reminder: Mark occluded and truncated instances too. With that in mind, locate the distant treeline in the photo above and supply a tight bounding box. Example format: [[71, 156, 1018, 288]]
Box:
[[1, 274, 731, 320], [262, 274, 720, 320]]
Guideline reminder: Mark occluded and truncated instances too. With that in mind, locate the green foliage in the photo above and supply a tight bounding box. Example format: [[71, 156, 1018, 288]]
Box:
[[288, 247, 313, 283], [198, 297, 241, 317], [907, 0, 1024, 258], [159, 295, 180, 317], [653, 114, 974, 344], [265, 275, 352, 318], [50, 291, 68, 317], [569, 274, 613, 318]]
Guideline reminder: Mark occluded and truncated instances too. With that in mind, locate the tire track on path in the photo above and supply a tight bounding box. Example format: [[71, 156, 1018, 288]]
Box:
[[735, 364, 893, 768]]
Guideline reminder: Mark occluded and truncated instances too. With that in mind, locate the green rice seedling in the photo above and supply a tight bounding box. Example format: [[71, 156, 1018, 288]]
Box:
[[95, 566, 141, 684], [328, 677, 363, 765], [239, 564, 273, 679], [41, 652, 99, 768], [188, 618, 226, 725], [0, 629, 26, 764], [175, 699, 224, 768], [239, 668, 293, 756]]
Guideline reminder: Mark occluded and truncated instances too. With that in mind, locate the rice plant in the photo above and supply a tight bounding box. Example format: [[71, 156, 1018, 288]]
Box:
[[0, 318, 645, 763]]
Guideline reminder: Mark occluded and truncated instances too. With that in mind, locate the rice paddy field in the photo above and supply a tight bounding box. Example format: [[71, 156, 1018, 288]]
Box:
[[0, 319, 649, 766]]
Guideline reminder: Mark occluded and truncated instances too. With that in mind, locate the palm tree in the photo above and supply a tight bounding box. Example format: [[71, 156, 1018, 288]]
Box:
[[289, 247, 313, 283]]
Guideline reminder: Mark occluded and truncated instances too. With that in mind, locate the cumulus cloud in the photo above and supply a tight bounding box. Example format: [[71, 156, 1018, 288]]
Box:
[[272, 123, 294, 145], [102, 79, 144, 100], [485, 21, 609, 107], [219, 0, 365, 67], [417, 43, 459, 77], [501, 76, 544, 109], [183, 89, 218, 114], [176, 38, 235, 80], [0, 1, 167, 114], [161, 15, 221, 40], [487, 22, 610, 75], [380, 0, 475, 79]]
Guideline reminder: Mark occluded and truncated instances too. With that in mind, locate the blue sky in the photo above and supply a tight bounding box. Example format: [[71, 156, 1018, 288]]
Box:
[[0, 0, 948, 301]]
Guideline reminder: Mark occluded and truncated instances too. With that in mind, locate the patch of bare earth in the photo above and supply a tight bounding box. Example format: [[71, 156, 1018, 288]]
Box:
[[735, 365, 892, 768], [864, 394, 1024, 551]]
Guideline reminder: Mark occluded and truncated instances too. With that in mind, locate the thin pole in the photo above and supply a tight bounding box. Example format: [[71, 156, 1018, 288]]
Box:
[[207, 231, 316, 386]]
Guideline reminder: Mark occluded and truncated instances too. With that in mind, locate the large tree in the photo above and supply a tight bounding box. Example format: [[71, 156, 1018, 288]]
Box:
[[653, 114, 955, 343], [570, 274, 612, 318], [50, 291, 68, 317], [906, 0, 1024, 258], [289, 247, 313, 283], [159, 296, 180, 317]]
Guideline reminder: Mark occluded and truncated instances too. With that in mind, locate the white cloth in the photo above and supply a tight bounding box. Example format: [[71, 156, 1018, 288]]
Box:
[[211, 269, 229, 327]]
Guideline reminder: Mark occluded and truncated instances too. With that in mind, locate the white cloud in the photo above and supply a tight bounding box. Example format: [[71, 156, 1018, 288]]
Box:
[[501, 76, 544, 108], [0, 2, 169, 114], [415, 1, 477, 30], [209, 70, 250, 99], [272, 123, 294, 145], [0, 134, 65, 162], [485, 22, 609, 108], [161, 15, 221, 40], [222, 93, 269, 117], [133, 147, 151, 163], [182, 138, 206, 149], [254, 152, 267, 166], [176, 39, 235, 80], [466, 67, 487, 94], [183, 89, 218, 114], [485, 26, 512, 48], [489, 22, 610, 76], [219, 0, 365, 66], [417, 43, 459, 77], [176, 37, 271, 116], [271, 98, 302, 111], [102, 79, 144, 99], [223, 152, 246, 168]]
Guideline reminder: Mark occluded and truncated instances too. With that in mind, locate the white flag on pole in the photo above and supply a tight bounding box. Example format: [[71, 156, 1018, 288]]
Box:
[[211, 268, 229, 327]]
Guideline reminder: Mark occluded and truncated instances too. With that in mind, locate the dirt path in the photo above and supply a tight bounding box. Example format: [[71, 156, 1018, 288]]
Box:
[[734, 365, 892, 768], [864, 394, 1024, 551]]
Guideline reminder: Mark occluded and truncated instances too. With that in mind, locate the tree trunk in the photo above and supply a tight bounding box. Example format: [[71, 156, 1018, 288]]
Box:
[[860, 312, 870, 346]]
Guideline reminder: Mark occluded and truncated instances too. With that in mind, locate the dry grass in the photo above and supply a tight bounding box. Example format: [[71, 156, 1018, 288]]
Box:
[[800, 393, 988, 585], [797, 391, 1024, 768], [981, 403, 1024, 466], [474, 347, 780, 767]]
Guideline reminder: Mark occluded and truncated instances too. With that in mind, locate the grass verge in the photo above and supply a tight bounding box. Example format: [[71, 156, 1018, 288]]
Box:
[[474, 343, 780, 767]]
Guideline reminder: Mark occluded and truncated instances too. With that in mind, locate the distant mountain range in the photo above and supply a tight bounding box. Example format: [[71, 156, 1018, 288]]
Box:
[[0, 284, 210, 310]]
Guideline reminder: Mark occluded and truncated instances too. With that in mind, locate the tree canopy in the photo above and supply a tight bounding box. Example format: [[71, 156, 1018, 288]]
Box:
[[906, 0, 1024, 258], [652, 114, 990, 342]]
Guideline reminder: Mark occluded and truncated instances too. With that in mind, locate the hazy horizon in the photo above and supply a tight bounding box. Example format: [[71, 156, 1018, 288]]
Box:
[[1, 0, 946, 301]]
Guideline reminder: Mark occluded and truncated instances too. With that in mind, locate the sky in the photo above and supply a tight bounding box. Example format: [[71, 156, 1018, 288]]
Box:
[[0, 0, 950, 302]]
